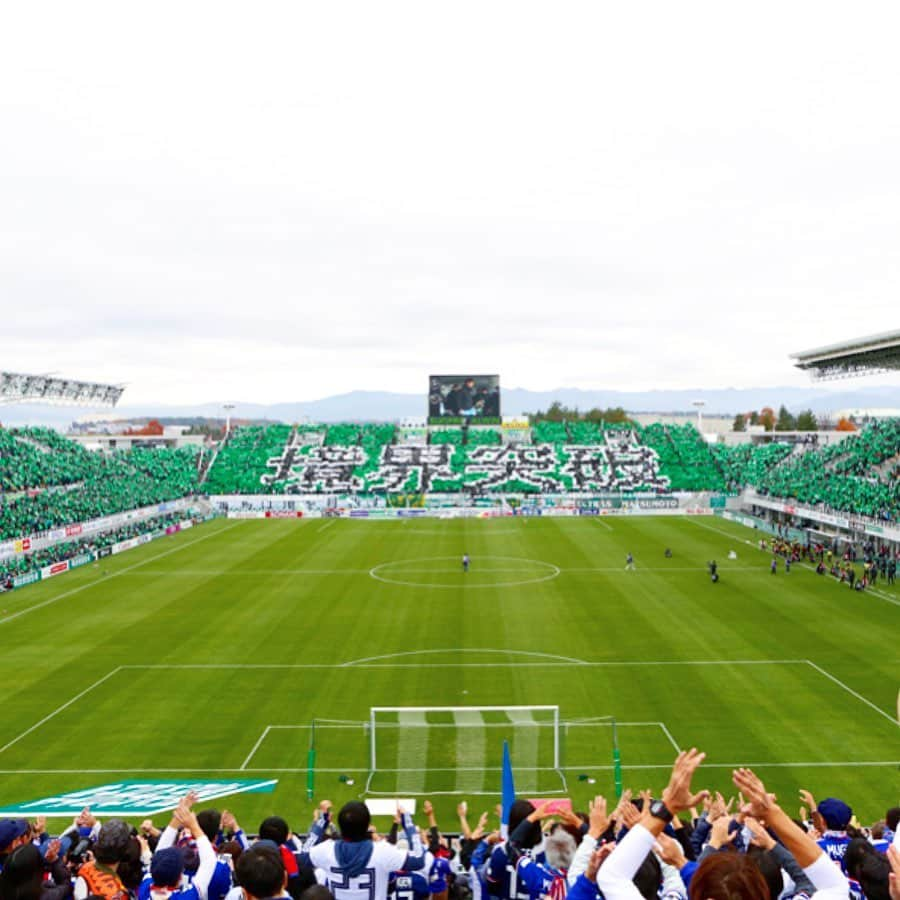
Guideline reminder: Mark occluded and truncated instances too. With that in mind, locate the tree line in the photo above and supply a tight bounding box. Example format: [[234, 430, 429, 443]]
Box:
[[526, 402, 634, 425], [732, 407, 856, 432]]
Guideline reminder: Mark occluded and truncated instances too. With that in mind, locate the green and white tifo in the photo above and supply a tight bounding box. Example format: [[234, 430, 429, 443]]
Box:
[[1, 515, 898, 824]]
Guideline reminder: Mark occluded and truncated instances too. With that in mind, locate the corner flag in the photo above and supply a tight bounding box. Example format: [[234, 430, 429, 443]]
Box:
[[500, 740, 515, 838]]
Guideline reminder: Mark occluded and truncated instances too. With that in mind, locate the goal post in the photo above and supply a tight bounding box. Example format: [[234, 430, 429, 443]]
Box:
[[366, 705, 565, 796]]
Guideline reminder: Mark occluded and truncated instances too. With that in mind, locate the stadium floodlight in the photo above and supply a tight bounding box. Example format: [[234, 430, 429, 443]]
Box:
[[692, 399, 705, 433], [0, 371, 125, 407], [223, 403, 236, 435], [366, 705, 565, 796]]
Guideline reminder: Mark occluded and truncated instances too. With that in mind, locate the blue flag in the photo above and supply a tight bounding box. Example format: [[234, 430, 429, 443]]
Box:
[[501, 740, 515, 838]]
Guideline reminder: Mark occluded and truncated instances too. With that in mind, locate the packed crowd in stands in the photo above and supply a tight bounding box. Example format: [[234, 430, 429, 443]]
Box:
[[1, 751, 898, 900], [201, 419, 900, 517], [6, 417, 897, 521], [0, 513, 193, 591], [0, 429, 198, 541], [756, 420, 900, 522]]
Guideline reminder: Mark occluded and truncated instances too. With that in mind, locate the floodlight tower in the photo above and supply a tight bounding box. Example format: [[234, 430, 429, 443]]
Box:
[[0, 371, 125, 408], [692, 399, 705, 433], [223, 403, 235, 435]]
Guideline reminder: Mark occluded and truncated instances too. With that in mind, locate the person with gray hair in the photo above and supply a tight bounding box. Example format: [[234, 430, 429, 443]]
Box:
[[543, 830, 576, 875]]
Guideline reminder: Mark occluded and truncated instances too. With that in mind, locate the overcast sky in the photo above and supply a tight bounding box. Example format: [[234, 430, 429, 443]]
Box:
[[2, 1, 899, 406]]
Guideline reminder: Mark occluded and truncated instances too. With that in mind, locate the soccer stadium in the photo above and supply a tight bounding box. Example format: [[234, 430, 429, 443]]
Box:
[[2, 350, 900, 896], [2, 8, 900, 900]]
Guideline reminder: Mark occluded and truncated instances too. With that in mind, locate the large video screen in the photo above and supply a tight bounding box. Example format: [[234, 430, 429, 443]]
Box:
[[428, 374, 500, 423]]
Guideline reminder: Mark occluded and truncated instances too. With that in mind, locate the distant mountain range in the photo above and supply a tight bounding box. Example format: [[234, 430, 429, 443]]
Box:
[[2, 384, 899, 428]]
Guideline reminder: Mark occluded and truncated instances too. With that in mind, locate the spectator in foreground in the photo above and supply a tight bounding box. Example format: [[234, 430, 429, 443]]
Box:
[[583, 749, 851, 899], [73, 819, 132, 900], [298, 802, 424, 900], [140, 794, 216, 900], [234, 844, 288, 900], [0, 821, 31, 873]]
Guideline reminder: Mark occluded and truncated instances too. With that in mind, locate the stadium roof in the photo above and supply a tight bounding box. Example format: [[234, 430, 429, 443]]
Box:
[[0, 371, 125, 407], [791, 329, 900, 380]]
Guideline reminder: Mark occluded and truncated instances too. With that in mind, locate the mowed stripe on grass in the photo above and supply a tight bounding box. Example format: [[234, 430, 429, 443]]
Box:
[[0, 515, 896, 822]]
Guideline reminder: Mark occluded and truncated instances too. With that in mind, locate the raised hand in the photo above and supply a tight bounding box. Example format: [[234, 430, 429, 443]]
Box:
[[708, 792, 727, 821], [529, 800, 557, 821], [610, 789, 632, 825], [654, 832, 687, 868], [660, 749, 708, 815], [588, 796, 609, 838], [732, 768, 777, 819], [798, 789, 817, 813], [44, 839, 61, 864], [744, 816, 776, 851], [620, 799, 641, 830], [557, 806, 582, 828], [708, 814, 737, 850]]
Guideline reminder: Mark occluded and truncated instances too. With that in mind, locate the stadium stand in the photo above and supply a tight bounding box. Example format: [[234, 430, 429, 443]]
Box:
[[430, 428, 465, 446], [748, 419, 900, 520], [1, 751, 890, 900], [0, 512, 190, 587], [204, 425, 290, 495], [464, 428, 502, 446], [637, 423, 724, 492], [0, 426, 106, 491], [6, 418, 898, 543], [531, 421, 569, 444], [198, 418, 900, 520], [0, 429, 198, 541], [710, 441, 794, 490]]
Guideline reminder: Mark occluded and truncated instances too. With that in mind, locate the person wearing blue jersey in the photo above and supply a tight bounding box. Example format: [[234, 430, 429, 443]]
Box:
[[456, 804, 494, 900], [427, 854, 452, 900], [140, 797, 216, 900], [487, 801, 563, 900], [462, 554, 470, 573], [299, 801, 425, 900], [389, 861, 432, 900], [813, 796, 855, 871], [191, 809, 233, 900]]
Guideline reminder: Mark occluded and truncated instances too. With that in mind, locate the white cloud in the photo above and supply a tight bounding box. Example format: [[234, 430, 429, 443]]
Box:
[[1, 1, 898, 405]]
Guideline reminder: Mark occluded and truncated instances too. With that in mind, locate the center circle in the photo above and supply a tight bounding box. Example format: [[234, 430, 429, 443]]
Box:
[[369, 555, 560, 589]]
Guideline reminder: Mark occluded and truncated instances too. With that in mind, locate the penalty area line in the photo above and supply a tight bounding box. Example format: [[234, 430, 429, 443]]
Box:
[[0, 667, 124, 756], [805, 660, 899, 728]]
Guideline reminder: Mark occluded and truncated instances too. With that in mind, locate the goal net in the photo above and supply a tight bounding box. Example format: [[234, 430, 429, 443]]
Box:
[[365, 706, 565, 796]]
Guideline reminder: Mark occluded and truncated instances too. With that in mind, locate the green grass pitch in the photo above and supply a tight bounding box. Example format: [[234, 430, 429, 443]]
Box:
[[1, 515, 898, 828]]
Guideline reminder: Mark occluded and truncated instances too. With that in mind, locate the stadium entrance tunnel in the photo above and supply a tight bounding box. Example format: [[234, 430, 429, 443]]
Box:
[[368, 555, 560, 589]]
